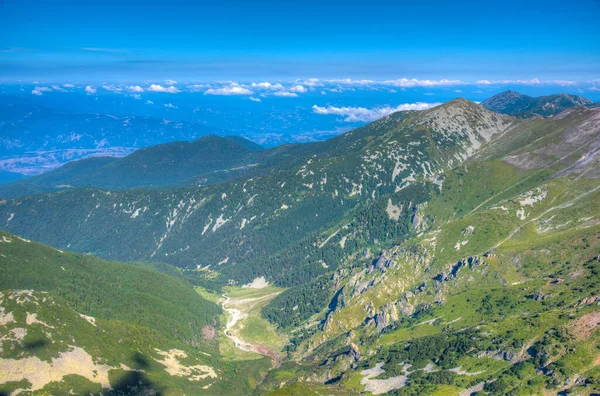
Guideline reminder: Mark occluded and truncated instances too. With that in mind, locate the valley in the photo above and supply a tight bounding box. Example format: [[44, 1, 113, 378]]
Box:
[[221, 287, 285, 365], [1, 92, 600, 395]]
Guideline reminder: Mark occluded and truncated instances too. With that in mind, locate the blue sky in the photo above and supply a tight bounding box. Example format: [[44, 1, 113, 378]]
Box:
[[1, 0, 599, 83]]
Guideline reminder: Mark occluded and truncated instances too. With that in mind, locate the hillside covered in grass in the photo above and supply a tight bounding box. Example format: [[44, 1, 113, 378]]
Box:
[[0, 231, 272, 394], [1, 96, 600, 394]]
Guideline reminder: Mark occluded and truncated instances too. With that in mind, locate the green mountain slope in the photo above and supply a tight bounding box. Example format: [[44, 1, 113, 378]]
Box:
[[0, 157, 118, 197], [481, 90, 593, 118], [2, 97, 600, 395], [0, 230, 272, 394], [0, 135, 265, 196], [0, 100, 521, 287], [254, 107, 600, 395], [223, 135, 264, 152]]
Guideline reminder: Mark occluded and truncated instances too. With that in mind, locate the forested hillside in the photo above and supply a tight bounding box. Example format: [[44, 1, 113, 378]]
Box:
[[2, 97, 600, 395], [0, 135, 267, 196], [0, 100, 518, 286], [255, 105, 600, 395], [0, 230, 272, 394]]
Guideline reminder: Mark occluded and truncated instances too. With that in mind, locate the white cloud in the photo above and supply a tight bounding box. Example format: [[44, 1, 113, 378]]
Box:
[[475, 78, 575, 86], [205, 84, 253, 95], [31, 86, 52, 95], [299, 78, 322, 87], [510, 78, 542, 85], [63, 83, 75, 88], [188, 84, 208, 92], [289, 84, 307, 93], [539, 79, 576, 86], [102, 84, 123, 92], [164, 103, 178, 108], [455, 89, 462, 93], [382, 78, 464, 87], [326, 78, 375, 85], [312, 102, 440, 122], [249, 97, 261, 102], [273, 91, 298, 97], [85, 85, 97, 94], [317, 76, 580, 89], [132, 94, 142, 99], [127, 85, 144, 93], [148, 84, 181, 93], [164, 79, 178, 85], [251, 81, 284, 90], [146, 100, 154, 105], [51, 85, 67, 92], [250, 81, 284, 91]]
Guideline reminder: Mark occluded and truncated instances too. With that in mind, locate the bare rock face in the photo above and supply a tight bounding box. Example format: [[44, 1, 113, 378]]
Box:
[[476, 349, 523, 364], [396, 293, 416, 317], [374, 302, 400, 332], [411, 203, 429, 232], [372, 254, 393, 273], [577, 295, 600, 306], [435, 256, 485, 282], [349, 343, 361, 362]]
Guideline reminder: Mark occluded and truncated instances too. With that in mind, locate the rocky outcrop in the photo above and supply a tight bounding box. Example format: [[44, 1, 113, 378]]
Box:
[[476, 349, 526, 364], [374, 302, 400, 331], [411, 203, 429, 232], [348, 343, 361, 362], [396, 291, 417, 317], [369, 254, 394, 274], [530, 291, 551, 301], [435, 256, 484, 282], [576, 295, 600, 306]]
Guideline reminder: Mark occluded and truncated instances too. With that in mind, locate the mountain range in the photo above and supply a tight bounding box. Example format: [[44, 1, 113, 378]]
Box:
[[1, 91, 600, 395], [0, 102, 224, 177], [481, 90, 594, 117], [0, 135, 266, 196]]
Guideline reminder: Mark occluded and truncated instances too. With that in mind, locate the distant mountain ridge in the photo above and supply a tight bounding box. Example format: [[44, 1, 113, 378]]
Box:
[[0, 101, 226, 176], [0, 135, 264, 195], [0, 102, 225, 155], [0, 99, 523, 282], [481, 90, 593, 117]]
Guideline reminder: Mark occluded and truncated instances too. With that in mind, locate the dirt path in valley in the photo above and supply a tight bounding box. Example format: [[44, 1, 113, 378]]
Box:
[[222, 293, 282, 367]]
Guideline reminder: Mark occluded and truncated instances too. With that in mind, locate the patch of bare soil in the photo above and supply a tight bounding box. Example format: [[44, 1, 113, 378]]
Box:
[[0, 346, 112, 391], [202, 325, 217, 340], [154, 349, 217, 381], [360, 363, 408, 395], [568, 311, 600, 340]]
